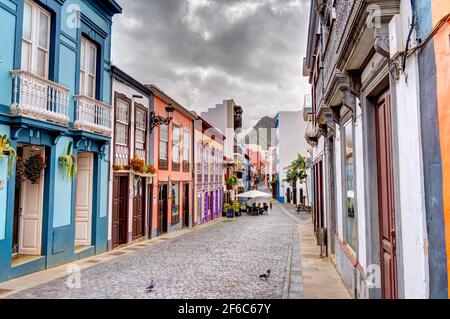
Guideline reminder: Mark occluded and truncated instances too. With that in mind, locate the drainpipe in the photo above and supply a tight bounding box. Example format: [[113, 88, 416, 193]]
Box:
[[191, 120, 195, 227], [402, 0, 416, 72]]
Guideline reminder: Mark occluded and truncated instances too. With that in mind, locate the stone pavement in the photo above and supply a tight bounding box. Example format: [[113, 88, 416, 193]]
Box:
[[1, 200, 349, 299], [279, 203, 351, 299], [3, 204, 302, 299]]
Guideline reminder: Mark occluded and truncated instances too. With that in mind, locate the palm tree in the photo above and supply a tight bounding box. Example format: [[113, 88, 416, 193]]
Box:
[[289, 154, 308, 205], [291, 154, 307, 184]]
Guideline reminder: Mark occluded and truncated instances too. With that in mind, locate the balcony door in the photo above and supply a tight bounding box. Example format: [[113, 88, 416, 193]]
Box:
[[21, 0, 51, 78], [80, 37, 97, 99]]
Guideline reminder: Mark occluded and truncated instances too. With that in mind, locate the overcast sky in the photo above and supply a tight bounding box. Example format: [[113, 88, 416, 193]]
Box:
[[111, 0, 311, 128]]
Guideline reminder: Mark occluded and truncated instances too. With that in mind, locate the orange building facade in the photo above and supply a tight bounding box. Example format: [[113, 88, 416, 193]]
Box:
[[416, 0, 450, 298], [147, 85, 196, 237]]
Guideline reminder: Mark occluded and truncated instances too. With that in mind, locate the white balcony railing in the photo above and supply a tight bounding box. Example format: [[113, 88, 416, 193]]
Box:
[[11, 70, 70, 125], [74, 95, 112, 136]]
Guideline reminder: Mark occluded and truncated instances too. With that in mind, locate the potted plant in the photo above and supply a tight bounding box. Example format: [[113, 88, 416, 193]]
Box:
[[0, 135, 16, 175], [226, 175, 238, 190], [58, 141, 77, 181], [130, 157, 146, 174], [112, 164, 124, 171], [146, 164, 157, 175], [24, 154, 46, 184]]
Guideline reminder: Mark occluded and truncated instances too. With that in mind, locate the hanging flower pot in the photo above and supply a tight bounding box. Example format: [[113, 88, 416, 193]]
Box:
[[24, 154, 47, 184], [0, 135, 16, 176], [58, 141, 77, 181]]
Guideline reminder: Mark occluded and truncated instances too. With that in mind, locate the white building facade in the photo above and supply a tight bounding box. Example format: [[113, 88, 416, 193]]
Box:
[[275, 111, 309, 204], [303, 0, 436, 299]]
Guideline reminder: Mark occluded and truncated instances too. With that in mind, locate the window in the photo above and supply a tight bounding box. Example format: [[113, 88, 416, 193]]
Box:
[[80, 37, 97, 98], [22, 0, 51, 78], [183, 130, 190, 171], [114, 96, 130, 165], [159, 124, 169, 161], [197, 142, 203, 188], [210, 149, 215, 184], [343, 120, 357, 251], [203, 146, 209, 185], [135, 106, 147, 159], [183, 130, 190, 162], [172, 125, 181, 168], [115, 98, 130, 146]]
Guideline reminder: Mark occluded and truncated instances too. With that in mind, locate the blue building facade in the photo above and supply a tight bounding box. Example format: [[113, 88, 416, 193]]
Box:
[[0, 0, 121, 282]]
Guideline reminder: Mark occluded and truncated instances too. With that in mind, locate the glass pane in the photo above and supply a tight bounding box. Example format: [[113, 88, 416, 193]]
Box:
[[37, 48, 47, 77], [160, 142, 168, 160], [115, 123, 127, 145], [23, 2, 32, 40], [160, 124, 168, 141], [117, 99, 129, 123], [136, 129, 145, 144], [136, 109, 146, 129], [21, 41, 31, 71], [80, 40, 85, 70], [183, 131, 190, 161], [173, 145, 180, 163], [80, 71, 85, 95], [89, 45, 96, 74], [39, 12, 49, 49], [88, 75, 95, 98], [173, 126, 180, 143], [344, 122, 356, 251]]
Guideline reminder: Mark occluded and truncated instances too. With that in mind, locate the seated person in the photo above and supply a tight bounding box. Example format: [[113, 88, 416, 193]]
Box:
[[263, 203, 269, 212], [257, 203, 263, 215]]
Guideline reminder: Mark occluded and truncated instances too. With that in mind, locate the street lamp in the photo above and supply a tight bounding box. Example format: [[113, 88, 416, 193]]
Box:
[[149, 103, 175, 134]]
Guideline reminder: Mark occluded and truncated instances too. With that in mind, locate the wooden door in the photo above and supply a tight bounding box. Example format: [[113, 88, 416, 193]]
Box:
[[158, 184, 168, 235], [375, 90, 398, 299], [313, 160, 324, 233], [132, 177, 145, 239], [112, 175, 128, 248], [209, 191, 214, 220], [18, 146, 45, 256], [75, 152, 94, 247], [183, 183, 189, 228]]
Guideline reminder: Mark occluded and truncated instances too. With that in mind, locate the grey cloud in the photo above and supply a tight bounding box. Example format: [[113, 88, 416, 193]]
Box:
[[112, 0, 311, 128]]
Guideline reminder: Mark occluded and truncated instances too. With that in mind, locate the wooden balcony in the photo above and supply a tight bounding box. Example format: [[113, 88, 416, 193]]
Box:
[[159, 159, 168, 170], [10, 70, 70, 125], [172, 162, 181, 171], [74, 95, 112, 136]]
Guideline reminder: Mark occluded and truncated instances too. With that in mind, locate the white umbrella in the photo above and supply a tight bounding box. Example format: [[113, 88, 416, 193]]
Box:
[[235, 190, 272, 215], [235, 190, 272, 199]]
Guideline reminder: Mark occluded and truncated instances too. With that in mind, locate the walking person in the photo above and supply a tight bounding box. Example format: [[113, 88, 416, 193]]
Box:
[[269, 199, 273, 210]]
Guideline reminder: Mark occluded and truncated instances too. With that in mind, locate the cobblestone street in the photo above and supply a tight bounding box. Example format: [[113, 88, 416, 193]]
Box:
[[7, 204, 301, 299]]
